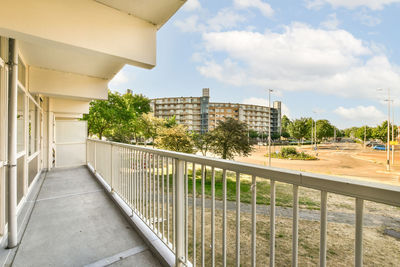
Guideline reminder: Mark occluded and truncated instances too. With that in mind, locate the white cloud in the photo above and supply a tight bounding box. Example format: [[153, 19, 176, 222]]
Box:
[[197, 23, 400, 102], [207, 9, 247, 31], [321, 13, 339, 29], [182, 0, 201, 11], [174, 15, 205, 32], [175, 9, 246, 33], [334, 105, 386, 126], [234, 0, 274, 17], [306, 0, 400, 10], [355, 10, 381, 26]]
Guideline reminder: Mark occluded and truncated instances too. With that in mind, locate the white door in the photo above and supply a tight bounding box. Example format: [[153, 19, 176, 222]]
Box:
[[55, 120, 87, 167]]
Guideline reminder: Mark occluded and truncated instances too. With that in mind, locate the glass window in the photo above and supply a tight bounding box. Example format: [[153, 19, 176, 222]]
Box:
[[28, 98, 38, 156], [17, 89, 25, 153]]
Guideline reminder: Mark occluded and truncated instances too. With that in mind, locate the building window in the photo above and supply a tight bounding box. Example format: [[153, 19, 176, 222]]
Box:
[[17, 89, 25, 153], [28, 98, 38, 156]]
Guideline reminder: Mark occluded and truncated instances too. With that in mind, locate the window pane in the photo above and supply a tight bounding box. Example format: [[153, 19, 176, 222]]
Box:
[[29, 98, 37, 156], [17, 89, 25, 153]]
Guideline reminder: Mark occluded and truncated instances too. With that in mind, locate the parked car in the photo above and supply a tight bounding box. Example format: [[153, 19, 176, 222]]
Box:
[[372, 145, 391, 151], [366, 141, 381, 147]]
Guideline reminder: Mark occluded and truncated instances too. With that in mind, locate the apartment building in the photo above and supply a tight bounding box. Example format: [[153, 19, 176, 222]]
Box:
[[151, 88, 282, 135]]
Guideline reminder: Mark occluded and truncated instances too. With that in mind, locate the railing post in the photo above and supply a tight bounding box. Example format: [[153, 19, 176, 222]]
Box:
[[94, 141, 97, 173], [110, 144, 114, 192], [355, 198, 364, 267], [175, 159, 185, 266]]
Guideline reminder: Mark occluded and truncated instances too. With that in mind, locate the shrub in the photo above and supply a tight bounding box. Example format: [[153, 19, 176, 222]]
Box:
[[267, 147, 317, 160]]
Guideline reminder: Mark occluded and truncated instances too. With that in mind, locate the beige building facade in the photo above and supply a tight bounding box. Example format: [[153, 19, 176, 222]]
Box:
[[151, 88, 282, 135]]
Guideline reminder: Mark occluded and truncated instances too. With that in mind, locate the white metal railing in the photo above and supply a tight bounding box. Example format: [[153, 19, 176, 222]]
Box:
[[87, 139, 400, 267]]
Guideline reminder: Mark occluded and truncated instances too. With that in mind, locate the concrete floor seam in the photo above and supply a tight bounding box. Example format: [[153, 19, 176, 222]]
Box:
[[35, 189, 103, 202], [84, 245, 148, 267]]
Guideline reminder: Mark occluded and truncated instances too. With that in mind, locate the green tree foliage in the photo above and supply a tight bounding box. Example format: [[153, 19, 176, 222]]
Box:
[[371, 121, 395, 143], [343, 127, 358, 138], [249, 129, 259, 139], [82, 91, 150, 143], [139, 113, 164, 144], [82, 91, 116, 140], [155, 124, 195, 153], [354, 126, 372, 141], [316, 119, 334, 141], [210, 118, 253, 159], [288, 118, 310, 143], [281, 115, 291, 138], [193, 132, 213, 156]]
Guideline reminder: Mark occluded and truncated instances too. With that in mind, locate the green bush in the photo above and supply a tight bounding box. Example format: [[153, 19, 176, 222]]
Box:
[[280, 147, 297, 157], [267, 147, 317, 160]]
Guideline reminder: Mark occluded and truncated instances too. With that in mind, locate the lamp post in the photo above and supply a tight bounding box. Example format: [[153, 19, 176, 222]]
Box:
[[364, 125, 367, 149], [378, 88, 390, 171], [311, 118, 313, 150], [392, 101, 395, 165], [313, 111, 318, 150], [267, 89, 273, 167]]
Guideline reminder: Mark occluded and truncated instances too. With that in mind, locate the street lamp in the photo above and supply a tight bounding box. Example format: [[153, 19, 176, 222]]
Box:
[[391, 100, 395, 165], [313, 111, 318, 150], [267, 89, 273, 167], [378, 88, 390, 171]]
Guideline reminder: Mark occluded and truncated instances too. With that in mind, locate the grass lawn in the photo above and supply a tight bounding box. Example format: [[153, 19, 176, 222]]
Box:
[[173, 168, 320, 210]]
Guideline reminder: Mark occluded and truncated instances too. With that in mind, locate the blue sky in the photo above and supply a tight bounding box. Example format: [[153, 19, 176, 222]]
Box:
[[109, 0, 400, 129]]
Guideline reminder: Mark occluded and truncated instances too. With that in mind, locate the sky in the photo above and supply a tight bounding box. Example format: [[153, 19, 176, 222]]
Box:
[[109, 0, 400, 129]]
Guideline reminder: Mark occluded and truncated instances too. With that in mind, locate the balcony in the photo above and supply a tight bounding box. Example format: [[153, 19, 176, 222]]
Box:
[[0, 139, 399, 266], [0, 166, 162, 266]]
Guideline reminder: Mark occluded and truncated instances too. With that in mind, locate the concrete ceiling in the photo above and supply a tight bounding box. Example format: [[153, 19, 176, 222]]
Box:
[[18, 40, 125, 80], [96, 0, 186, 28]]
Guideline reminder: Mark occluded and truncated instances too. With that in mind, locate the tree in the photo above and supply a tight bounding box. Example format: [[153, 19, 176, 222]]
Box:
[[288, 118, 310, 144], [343, 127, 358, 138], [139, 113, 164, 145], [155, 124, 195, 153], [210, 118, 253, 159], [355, 126, 372, 141], [193, 132, 213, 156], [372, 121, 395, 143], [83, 91, 121, 140], [249, 129, 259, 139], [106, 92, 151, 143], [316, 119, 334, 141], [281, 115, 292, 138]]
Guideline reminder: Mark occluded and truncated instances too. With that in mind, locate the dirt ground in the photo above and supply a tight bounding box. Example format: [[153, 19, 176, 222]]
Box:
[[235, 143, 400, 186]]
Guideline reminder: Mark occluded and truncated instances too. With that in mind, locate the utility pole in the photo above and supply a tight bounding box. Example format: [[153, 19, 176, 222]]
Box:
[[311, 119, 313, 149], [378, 88, 390, 171], [313, 111, 318, 150], [364, 125, 367, 149], [386, 90, 391, 171], [392, 102, 395, 165], [334, 127, 336, 143], [268, 89, 273, 167]]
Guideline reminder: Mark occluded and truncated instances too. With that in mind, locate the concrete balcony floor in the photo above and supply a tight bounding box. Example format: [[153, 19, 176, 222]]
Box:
[[5, 166, 161, 267]]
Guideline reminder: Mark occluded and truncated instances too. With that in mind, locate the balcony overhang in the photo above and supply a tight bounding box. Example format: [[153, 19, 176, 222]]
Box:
[[0, 0, 175, 79], [29, 67, 108, 100], [96, 0, 186, 29]]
